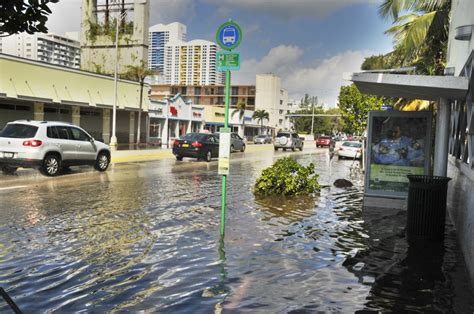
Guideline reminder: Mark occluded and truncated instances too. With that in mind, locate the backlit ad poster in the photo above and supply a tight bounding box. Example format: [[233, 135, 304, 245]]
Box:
[[365, 111, 432, 198]]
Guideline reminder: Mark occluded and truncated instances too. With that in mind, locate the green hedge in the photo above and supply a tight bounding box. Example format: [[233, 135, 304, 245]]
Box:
[[254, 157, 320, 196]]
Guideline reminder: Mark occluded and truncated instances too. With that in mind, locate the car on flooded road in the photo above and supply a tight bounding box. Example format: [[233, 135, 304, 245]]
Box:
[[254, 134, 272, 144], [173, 132, 219, 162], [316, 136, 334, 148], [0, 120, 111, 176], [213, 132, 245, 152], [338, 141, 362, 160], [274, 131, 304, 151]]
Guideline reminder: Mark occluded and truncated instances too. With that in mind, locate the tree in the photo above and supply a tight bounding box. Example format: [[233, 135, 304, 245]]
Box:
[[252, 110, 270, 134], [231, 102, 247, 138], [378, 0, 451, 75], [338, 84, 383, 135], [0, 0, 59, 37], [124, 62, 155, 144]]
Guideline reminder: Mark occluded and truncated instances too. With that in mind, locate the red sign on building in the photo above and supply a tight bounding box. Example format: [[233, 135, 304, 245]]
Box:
[[170, 106, 178, 116]]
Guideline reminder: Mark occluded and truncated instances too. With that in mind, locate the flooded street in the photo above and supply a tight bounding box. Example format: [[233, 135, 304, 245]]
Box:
[[0, 148, 472, 312]]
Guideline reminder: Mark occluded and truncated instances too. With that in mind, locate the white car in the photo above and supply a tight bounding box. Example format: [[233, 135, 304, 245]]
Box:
[[338, 141, 362, 159], [0, 120, 111, 176]]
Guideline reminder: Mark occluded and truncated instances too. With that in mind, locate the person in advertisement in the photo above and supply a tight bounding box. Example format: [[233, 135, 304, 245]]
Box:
[[372, 125, 424, 167]]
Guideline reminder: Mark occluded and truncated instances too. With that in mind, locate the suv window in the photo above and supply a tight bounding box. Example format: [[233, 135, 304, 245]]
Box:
[[0, 124, 38, 138], [69, 127, 90, 141], [47, 126, 60, 139], [276, 132, 290, 137], [292, 133, 298, 138], [56, 125, 71, 140]]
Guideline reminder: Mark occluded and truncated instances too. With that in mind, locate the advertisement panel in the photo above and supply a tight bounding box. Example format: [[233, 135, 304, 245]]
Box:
[[365, 111, 432, 198]]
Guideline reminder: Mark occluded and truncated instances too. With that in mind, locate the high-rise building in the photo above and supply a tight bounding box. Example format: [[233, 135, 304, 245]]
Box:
[[165, 39, 224, 86], [255, 74, 290, 133], [148, 22, 186, 74], [0, 33, 80, 68]]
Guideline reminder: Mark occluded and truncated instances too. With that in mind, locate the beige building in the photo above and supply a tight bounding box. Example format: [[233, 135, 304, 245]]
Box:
[[255, 74, 291, 133], [80, 0, 149, 74], [149, 84, 256, 110], [0, 54, 150, 145]]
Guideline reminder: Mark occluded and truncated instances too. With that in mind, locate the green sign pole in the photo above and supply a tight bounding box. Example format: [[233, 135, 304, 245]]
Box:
[[220, 69, 231, 237]]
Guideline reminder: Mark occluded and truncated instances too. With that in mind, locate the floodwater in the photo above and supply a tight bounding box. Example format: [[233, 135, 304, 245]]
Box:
[[0, 150, 472, 312]]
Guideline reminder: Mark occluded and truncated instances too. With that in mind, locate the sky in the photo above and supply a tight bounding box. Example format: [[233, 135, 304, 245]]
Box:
[[45, 0, 395, 107]]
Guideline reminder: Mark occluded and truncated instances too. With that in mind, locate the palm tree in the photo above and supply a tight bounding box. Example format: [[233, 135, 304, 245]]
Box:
[[252, 110, 270, 135], [379, 0, 451, 75], [125, 61, 155, 144], [231, 102, 247, 138]]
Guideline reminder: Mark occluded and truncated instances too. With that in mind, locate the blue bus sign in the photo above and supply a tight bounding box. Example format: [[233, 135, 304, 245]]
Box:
[[216, 20, 242, 51]]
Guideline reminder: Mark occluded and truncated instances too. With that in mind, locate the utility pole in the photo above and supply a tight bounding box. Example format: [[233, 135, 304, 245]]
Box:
[[310, 96, 317, 138]]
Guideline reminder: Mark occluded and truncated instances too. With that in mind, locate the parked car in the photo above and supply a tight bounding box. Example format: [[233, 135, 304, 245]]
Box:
[[338, 141, 362, 159], [254, 134, 272, 144], [316, 136, 334, 148], [0, 120, 111, 176], [213, 132, 246, 152], [274, 132, 304, 151], [173, 132, 219, 162]]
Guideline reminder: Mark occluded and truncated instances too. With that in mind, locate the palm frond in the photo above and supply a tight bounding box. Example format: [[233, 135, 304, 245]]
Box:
[[379, 0, 418, 20]]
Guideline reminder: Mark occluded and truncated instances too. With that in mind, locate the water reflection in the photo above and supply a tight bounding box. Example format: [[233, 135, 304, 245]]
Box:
[[0, 151, 472, 312]]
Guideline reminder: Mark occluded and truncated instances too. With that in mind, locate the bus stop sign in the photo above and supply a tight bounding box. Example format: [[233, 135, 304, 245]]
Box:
[[216, 20, 242, 51]]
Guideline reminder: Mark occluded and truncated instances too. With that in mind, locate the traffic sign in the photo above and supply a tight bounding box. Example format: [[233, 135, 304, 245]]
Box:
[[216, 20, 242, 51], [217, 51, 240, 71]]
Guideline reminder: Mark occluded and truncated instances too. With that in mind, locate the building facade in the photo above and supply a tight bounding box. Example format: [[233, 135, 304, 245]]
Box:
[[149, 84, 256, 110], [148, 22, 186, 74], [164, 39, 224, 86], [80, 0, 149, 75], [255, 74, 291, 134], [0, 33, 80, 68], [0, 54, 150, 145]]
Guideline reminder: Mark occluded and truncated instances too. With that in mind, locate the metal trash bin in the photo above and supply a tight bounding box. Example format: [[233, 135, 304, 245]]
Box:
[[406, 175, 451, 241]]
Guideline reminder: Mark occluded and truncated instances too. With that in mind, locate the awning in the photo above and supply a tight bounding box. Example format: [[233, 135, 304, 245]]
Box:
[[345, 72, 469, 101]]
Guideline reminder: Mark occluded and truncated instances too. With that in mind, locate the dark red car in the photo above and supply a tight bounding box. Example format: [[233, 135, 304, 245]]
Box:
[[316, 136, 334, 148]]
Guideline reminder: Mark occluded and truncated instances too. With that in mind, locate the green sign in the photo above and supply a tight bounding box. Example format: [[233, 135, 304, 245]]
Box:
[[216, 20, 242, 51], [217, 51, 240, 71]]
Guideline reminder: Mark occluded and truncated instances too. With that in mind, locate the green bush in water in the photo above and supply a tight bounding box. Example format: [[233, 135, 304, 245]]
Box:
[[254, 157, 320, 196]]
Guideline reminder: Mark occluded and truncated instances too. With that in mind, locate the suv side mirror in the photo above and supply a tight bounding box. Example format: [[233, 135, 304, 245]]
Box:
[[89, 137, 95, 143]]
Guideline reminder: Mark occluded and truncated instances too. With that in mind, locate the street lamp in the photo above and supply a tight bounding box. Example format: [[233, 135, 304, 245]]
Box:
[[109, 5, 127, 150]]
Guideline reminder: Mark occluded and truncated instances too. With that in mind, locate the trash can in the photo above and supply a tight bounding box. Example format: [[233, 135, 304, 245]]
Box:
[[406, 175, 451, 241]]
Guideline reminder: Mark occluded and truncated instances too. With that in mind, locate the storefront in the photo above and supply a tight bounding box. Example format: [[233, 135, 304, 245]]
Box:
[[148, 95, 204, 147], [203, 105, 261, 139]]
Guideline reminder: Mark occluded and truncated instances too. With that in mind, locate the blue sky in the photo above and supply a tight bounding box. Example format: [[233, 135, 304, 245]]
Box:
[[47, 0, 394, 107]]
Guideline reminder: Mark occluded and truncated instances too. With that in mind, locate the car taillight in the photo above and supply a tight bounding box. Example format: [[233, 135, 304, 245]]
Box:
[[173, 139, 180, 146], [191, 141, 203, 147], [23, 140, 43, 147]]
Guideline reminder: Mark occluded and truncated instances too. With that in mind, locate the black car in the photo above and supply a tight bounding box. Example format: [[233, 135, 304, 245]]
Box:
[[172, 133, 219, 162]]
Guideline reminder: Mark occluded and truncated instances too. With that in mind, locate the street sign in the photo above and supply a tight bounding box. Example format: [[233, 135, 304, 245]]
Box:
[[216, 20, 242, 51], [217, 51, 240, 71], [218, 127, 231, 175]]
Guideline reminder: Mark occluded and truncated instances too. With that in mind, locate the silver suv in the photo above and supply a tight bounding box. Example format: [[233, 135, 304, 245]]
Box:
[[274, 132, 304, 151], [0, 120, 111, 176]]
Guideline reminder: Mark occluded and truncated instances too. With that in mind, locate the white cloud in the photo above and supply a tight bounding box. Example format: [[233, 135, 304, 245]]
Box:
[[234, 47, 372, 107], [204, 0, 379, 19]]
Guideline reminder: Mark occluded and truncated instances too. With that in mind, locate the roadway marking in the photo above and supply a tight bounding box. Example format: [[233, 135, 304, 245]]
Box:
[[0, 185, 28, 191]]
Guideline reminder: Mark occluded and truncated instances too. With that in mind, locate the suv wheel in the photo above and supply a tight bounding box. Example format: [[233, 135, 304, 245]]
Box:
[[291, 145, 295, 152], [1, 166, 18, 175], [240, 144, 245, 152], [274, 147, 278, 151], [176, 155, 183, 161], [299, 143, 303, 151], [41, 154, 61, 176], [95, 152, 110, 171], [205, 150, 212, 162]]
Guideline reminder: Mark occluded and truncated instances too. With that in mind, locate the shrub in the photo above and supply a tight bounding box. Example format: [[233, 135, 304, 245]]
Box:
[[254, 157, 320, 196]]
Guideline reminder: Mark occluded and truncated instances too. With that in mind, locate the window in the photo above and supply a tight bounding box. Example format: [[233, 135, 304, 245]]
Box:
[[47, 126, 60, 138], [56, 126, 70, 140], [0, 124, 38, 138], [69, 127, 90, 141]]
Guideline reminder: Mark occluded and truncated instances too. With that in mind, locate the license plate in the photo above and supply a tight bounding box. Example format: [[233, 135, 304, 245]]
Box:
[[2, 152, 14, 158], [182, 144, 189, 148]]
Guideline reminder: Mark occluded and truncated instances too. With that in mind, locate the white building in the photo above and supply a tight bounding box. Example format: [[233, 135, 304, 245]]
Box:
[[148, 22, 187, 74], [164, 39, 224, 86], [0, 33, 80, 68], [255, 74, 291, 134]]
